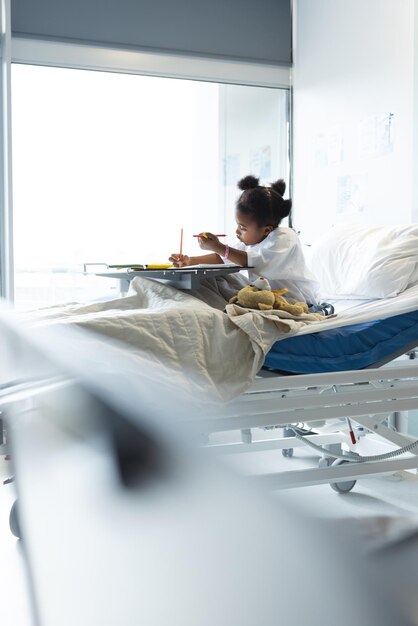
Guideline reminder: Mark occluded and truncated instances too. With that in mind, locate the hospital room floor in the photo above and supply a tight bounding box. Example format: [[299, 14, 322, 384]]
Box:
[[2, 443, 418, 626], [224, 442, 418, 545]]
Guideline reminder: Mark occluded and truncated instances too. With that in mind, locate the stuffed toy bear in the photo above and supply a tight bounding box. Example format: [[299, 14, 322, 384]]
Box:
[[229, 277, 309, 316], [229, 283, 275, 310], [272, 291, 309, 316]]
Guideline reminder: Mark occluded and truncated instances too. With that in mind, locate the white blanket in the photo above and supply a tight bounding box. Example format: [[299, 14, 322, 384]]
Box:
[[13, 278, 418, 402], [15, 277, 323, 402]]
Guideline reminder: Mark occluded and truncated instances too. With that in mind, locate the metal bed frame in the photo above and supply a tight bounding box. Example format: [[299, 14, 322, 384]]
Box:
[[193, 355, 418, 493]]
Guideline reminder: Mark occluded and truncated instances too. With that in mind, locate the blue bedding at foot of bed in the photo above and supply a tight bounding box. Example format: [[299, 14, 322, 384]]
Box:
[[263, 310, 418, 374]]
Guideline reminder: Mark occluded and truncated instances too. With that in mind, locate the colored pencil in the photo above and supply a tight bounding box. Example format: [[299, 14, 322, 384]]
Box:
[[180, 228, 183, 256], [193, 234, 227, 238]]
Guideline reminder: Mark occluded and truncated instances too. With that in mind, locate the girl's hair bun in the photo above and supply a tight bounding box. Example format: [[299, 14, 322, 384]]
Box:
[[281, 198, 292, 219], [238, 175, 259, 190], [270, 179, 286, 197]]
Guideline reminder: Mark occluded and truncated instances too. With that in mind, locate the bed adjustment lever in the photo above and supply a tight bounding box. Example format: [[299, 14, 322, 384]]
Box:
[[345, 417, 357, 445]]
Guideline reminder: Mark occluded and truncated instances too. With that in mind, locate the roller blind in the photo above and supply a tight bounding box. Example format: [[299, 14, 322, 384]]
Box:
[[11, 0, 291, 66]]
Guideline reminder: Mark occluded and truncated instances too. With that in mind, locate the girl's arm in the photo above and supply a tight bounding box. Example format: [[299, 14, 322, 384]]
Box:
[[219, 245, 248, 266], [197, 233, 248, 266], [169, 252, 222, 267], [169, 233, 249, 267]]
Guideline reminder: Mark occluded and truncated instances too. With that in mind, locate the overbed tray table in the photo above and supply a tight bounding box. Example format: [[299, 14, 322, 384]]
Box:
[[95, 265, 244, 294]]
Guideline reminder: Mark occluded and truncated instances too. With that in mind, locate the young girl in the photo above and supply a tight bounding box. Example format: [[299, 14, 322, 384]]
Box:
[[169, 175, 320, 305]]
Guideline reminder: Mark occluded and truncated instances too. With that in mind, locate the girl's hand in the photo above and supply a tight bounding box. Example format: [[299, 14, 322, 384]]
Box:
[[197, 232, 221, 252], [169, 253, 190, 267]]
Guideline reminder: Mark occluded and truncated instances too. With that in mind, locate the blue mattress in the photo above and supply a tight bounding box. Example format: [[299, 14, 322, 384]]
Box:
[[263, 310, 418, 374]]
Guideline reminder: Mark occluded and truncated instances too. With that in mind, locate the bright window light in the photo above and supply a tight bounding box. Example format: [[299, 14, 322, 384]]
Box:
[[11, 64, 288, 308]]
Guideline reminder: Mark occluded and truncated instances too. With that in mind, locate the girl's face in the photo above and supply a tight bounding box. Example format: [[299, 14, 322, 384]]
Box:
[[235, 210, 273, 245]]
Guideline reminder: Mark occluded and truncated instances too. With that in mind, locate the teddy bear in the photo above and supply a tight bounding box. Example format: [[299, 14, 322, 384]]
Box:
[[228, 277, 275, 311], [272, 290, 309, 315], [228, 277, 309, 315]]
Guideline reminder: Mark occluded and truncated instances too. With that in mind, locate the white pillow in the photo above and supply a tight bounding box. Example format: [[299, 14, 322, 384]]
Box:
[[309, 222, 418, 299]]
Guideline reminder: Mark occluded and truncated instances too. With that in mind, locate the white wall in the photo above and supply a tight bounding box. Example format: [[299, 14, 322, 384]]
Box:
[[292, 0, 416, 242]]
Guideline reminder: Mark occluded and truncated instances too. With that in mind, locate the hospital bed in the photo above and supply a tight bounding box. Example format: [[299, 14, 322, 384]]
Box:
[[4, 222, 418, 497], [4, 287, 418, 497], [189, 222, 418, 493], [194, 296, 418, 494]]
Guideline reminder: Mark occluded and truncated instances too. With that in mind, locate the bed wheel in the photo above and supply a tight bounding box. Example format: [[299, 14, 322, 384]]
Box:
[[282, 448, 293, 458], [9, 500, 21, 539], [329, 459, 356, 494]]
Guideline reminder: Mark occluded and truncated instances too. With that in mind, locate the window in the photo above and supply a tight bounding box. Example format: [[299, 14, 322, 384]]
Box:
[[11, 64, 289, 308]]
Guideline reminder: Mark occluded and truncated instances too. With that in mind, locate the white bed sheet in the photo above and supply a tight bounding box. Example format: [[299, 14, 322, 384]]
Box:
[[328, 298, 369, 313], [303, 282, 418, 332]]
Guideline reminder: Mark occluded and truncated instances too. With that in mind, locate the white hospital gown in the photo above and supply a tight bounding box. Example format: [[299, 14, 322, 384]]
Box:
[[231, 227, 321, 304]]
